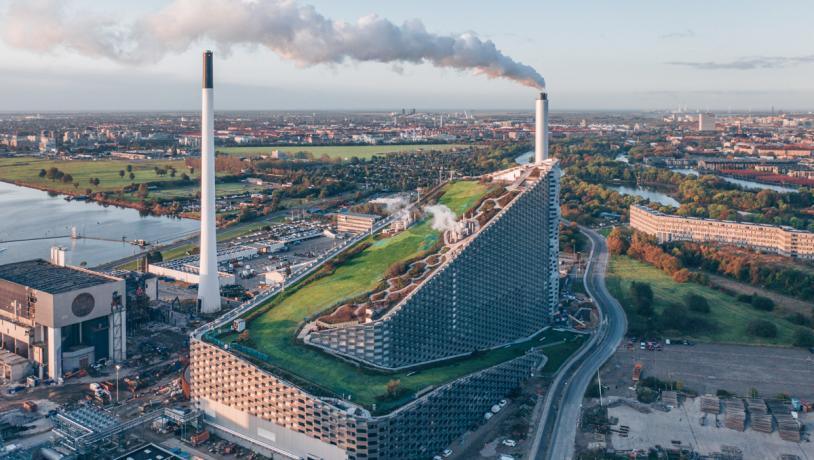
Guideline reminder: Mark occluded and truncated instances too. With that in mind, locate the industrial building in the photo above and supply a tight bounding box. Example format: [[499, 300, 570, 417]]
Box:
[[333, 212, 379, 234], [308, 159, 561, 369], [189, 90, 561, 459], [630, 204, 814, 259], [0, 256, 126, 381]]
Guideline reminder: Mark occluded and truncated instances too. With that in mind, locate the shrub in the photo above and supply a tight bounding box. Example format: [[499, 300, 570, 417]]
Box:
[[746, 319, 778, 338], [751, 295, 774, 311], [685, 293, 710, 313], [793, 328, 814, 348], [786, 312, 812, 327]]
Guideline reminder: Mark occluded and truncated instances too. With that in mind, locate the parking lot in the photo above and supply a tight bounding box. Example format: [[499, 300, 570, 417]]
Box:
[[602, 341, 814, 400]]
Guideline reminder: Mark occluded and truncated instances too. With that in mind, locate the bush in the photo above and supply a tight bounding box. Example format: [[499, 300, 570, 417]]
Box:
[[746, 319, 778, 338], [786, 312, 812, 327], [736, 294, 753, 304], [685, 293, 710, 313], [751, 295, 775, 311], [793, 328, 814, 348], [630, 281, 654, 316]]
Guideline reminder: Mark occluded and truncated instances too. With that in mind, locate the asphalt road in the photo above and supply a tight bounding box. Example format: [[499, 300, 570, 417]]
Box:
[[530, 226, 627, 460]]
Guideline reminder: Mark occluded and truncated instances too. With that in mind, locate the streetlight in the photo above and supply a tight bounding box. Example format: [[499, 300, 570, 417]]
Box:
[[115, 364, 122, 403]]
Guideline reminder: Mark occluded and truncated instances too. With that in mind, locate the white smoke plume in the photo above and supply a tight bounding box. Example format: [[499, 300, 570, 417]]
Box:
[[1, 0, 545, 89], [424, 204, 461, 233], [376, 196, 411, 215]]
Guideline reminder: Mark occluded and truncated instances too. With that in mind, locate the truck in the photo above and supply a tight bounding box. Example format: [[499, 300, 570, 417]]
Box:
[[632, 363, 643, 383]]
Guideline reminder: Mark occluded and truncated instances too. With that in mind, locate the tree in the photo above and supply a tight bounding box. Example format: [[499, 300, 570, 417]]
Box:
[[119, 170, 125, 178], [129, 172, 135, 180], [38, 169, 46, 178], [746, 319, 777, 338], [126, 164, 133, 172], [386, 379, 401, 396], [793, 328, 814, 348], [606, 227, 630, 255], [630, 282, 654, 316], [46, 167, 60, 181], [685, 293, 710, 313]]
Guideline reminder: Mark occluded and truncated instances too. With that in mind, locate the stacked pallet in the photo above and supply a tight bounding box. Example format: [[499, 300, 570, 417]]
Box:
[[776, 414, 801, 442], [662, 391, 678, 407], [767, 399, 792, 415], [779, 455, 801, 460], [724, 399, 746, 431], [700, 394, 721, 414], [746, 398, 773, 433]]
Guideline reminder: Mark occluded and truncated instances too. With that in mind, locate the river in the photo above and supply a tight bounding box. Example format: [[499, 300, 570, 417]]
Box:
[[671, 168, 798, 193], [606, 185, 681, 207], [0, 182, 199, 267]]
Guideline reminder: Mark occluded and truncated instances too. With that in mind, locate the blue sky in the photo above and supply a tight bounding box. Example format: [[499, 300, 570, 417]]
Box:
[[0, 0, 812, 111]]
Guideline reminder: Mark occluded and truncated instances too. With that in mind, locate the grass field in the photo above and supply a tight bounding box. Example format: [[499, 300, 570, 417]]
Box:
[[606, 255, 796, 346], [152, 182, 265, 200], [218, 143, 469, 160], [0, 157, 197, 194], [211, 180, 583, 412]]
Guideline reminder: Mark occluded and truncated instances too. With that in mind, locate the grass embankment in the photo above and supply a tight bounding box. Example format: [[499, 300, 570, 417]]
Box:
[[218, 143, 469, 160], [215, 180, 581, 412], [606, 255, 796, 346], [0, 157, 197, 194]]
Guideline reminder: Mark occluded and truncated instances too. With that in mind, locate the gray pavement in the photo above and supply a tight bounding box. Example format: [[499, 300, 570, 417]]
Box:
[[530, 226, 628, 460]]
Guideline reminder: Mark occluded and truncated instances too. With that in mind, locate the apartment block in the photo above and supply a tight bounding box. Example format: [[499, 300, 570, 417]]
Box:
[[630, 204, 814, 259]]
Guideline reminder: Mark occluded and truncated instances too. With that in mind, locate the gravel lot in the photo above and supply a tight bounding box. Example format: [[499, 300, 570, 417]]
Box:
[[602, 342, 814, 400]]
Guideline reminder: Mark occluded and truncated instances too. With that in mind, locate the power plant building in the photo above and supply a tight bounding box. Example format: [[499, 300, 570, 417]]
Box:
[[189, 87, 560, 458], [0, 258, 126, 381]]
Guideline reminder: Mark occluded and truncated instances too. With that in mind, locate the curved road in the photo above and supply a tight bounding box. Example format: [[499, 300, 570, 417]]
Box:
[[531, 226, 627, 460]]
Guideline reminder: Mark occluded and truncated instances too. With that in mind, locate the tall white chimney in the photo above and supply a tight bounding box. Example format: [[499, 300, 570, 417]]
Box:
[[198, 50, 221, 314], [535, 92, 549, 163]]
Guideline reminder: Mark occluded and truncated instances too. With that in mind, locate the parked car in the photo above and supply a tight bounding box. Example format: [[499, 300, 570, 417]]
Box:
[[502, 439, 517, 447], [499, 399, 508, 408], [442, 449, 453, 458]]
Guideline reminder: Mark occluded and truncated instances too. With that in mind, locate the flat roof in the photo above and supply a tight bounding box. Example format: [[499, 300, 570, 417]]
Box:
[[114, 443, 182, 460], [0, 259, 116, 294]]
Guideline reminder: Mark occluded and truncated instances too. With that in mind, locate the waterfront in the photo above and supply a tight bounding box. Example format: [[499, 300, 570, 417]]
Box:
[[607, 185, 680, 207], [671, 168, 798, 193], [0, 182, 198, 267]]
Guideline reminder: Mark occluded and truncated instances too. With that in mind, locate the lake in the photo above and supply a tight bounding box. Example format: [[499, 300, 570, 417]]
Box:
[[607, 185, 681, 207], [0, 182, 198, 267], [671, 168, 798, 193]]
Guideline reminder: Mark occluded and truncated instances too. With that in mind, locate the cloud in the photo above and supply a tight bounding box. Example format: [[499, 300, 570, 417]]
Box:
[[659, 29, 695, 39], [667, 55, 814, 70], [1, 0, 545, 89]]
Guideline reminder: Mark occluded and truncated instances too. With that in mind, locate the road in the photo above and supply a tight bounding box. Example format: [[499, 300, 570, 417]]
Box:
[[530, 226, 627, 460]]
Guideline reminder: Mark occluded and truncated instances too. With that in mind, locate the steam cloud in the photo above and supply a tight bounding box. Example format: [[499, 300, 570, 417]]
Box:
[[2, 0, 545, 89], [424, 204, 461, 233]]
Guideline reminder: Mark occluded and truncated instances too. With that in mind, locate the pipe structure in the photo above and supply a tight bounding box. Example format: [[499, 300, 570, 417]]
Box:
[[535, 92, 549, 163], [197, 50, 221, 314]]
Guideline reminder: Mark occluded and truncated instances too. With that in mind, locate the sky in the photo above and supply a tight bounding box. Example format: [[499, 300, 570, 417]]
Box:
[[0, 0, 813, 112]]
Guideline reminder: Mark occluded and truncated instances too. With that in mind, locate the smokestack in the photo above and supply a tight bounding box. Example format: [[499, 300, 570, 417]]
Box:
[[535, 92, 549, 163], [197, 50, 221, 314]]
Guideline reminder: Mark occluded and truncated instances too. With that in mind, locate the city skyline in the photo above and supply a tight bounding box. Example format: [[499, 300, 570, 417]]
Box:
[[1, 0, 813, 111]]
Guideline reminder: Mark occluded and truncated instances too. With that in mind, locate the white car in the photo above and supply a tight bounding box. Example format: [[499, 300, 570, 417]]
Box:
[[499, 455, 515, 460], [498, 399, 508, 408], [484, 412, 493, 420], [502, 439, 517, 447], [442, 449, 453, 457]]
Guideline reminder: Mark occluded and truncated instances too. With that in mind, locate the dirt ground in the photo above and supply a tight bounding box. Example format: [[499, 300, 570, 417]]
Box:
[[707, 274, 814, 316], [601, 342, 814, 400]]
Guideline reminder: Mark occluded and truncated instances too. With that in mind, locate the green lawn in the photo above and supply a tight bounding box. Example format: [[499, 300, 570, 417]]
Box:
[[152, 182, 266, 200], [0, 157, 197, 194], [210, 180, 580, 413], [606, 255, 796, 345], [218, 143, 469, 160]]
